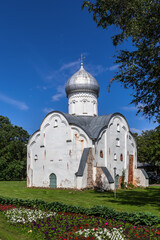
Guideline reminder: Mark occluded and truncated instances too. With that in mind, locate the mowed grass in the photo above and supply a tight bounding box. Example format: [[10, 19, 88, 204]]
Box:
[[0, 181, 160, 217], [0, 212, 35, 240]]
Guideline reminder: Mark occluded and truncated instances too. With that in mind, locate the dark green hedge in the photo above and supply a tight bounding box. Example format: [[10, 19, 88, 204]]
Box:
[[0, 196, 159, 226]]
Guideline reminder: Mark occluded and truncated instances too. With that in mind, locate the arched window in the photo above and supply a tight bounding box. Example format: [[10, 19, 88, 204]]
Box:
[[93, 101, 97, 115], [114, 153, 117, 160], [100, 150, 103, 158], [120, 154, 123, 161], [116, 138, 120, 147], [54, 119, 58, 128], [72, 101, 75, 114], [117, 123, 120, 132], [83, 100, 87, 114]]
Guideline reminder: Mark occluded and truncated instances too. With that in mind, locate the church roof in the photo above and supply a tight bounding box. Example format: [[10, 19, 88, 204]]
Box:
[[47, 111, 129, 140], [62, 112, 112, 140], [65, 64, 100, 97], [29, 110, 132, 143]]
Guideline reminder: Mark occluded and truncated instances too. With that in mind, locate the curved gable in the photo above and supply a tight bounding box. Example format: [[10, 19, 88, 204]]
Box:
[[28, 111, 131, 145]]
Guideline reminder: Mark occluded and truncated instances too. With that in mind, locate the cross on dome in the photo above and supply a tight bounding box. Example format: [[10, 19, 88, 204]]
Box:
[[80, 54, 85, 68]]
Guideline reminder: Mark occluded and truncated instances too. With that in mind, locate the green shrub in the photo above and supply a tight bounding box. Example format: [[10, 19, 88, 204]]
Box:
[[0, 196, 159, 226]]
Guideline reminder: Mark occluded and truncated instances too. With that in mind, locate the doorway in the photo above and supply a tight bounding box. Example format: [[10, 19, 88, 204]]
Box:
[[49, 173, 57, 188]]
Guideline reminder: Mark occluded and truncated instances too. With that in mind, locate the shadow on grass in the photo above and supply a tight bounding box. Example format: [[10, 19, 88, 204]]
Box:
[[91, 187, 160, 210]]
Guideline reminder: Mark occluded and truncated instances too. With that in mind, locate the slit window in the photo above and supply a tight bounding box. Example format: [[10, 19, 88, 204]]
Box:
[[72, 101, 75, 114], [114, 153, 117, 160], [100, 150, 103, 158], [117, 123, 120, 132], [83, 100, 87, 114], [54, 119, 58, 128], [116, 138, 120, 147]]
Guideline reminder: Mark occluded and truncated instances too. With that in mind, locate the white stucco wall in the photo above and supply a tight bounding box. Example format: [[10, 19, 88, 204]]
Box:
[[94, 114, 138, 188], [27, 112, 140, 190], [68, 92, 98, 116], [134, 168, 149, 187], [95, 130, 107, 167], [27, 112, 92, 188]]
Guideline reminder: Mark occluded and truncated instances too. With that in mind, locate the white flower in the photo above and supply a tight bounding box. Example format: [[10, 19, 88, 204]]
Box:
[[4, 208, 56, 224], [76, 227, 126, 240]]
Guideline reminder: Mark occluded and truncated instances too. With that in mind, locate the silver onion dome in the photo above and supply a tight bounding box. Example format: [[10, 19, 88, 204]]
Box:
[[65, 63, 100, 97]]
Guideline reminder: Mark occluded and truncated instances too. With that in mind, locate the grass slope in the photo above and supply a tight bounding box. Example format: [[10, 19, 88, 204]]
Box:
[[0, 212, 34, 240], [0, 181, 160, 217]]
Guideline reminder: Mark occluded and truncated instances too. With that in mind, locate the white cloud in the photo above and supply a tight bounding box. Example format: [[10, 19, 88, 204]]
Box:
[[0, 93, 29, 110], [45, 60, 80, 82], [122, 104, 144, 112], [59, 60, 79, 71], [122, 106, 137, 111], [108, 64, 120, 71], [137, 116, 145, 120], [130, 128, 142, 134], [52, 85, 66, 101], [43, 107, 54, 113], [86, 64, 120, 77]]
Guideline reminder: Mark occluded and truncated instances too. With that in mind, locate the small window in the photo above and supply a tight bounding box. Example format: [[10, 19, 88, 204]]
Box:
[[71, 101, 76, 115], [116, 138, 120, 147], [83, 100, 87, 114], [120, 154, 123, 161], [117, 123, 120, 132], [34, 154, 38, 161], [131, 143, 134, 147], [100, 150, 103, 158], [129, 135, 132, 140], [122, 126, 126, 130], [54, 119, 58, 128], [114, 153, 117, 160], [93, 101, 97, 115]]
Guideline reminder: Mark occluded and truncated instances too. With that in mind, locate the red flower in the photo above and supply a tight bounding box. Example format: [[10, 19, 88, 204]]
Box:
[[156, 231, 160, 235], [94, 228, 97, 231]]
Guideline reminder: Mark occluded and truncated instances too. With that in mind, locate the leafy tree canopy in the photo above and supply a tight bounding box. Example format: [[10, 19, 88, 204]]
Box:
[[0, 115, 29, 181], [133, 124, 160, 166], [82, 0, 160, 122]]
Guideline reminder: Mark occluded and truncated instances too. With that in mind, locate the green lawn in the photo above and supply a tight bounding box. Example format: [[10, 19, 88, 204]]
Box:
[[0, 212, 36, 240], [0, 181, 160, 217]]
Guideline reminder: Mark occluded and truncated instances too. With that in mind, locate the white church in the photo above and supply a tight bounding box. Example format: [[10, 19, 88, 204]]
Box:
[[27, 61, 149, 190]]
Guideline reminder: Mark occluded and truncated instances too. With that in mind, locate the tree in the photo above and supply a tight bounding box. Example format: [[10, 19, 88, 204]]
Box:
[[133, 124, 160, 166], [82, 0, 160, 122], [0, 116, 29, 180]]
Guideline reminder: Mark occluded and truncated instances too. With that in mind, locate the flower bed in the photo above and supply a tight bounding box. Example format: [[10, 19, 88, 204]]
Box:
[[1, 204, 160, 240], [0, 204, 16, 211]]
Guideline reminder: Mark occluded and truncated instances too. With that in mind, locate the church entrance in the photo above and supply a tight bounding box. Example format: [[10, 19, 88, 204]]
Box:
[[49, 173, 57, 188], [128, 155, 134, 184]]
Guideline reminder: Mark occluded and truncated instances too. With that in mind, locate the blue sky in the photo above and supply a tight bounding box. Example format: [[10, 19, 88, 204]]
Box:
[[0, 0, 157, 135]]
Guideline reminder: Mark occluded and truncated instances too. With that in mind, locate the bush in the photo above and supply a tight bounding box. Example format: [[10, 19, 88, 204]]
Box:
[[0, 196, 159, 226]]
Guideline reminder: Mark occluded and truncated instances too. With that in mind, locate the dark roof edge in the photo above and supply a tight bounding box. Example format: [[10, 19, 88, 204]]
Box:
[[28, 111, 131, 144], [129, 131, 137, 147], [28, 111, 62, 143], [141, 168, 149, 179], [101, 167, 114, 183], [75, 148, 91, 177], [42, 111, 94, 139], [95, 112, 130, 140]]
